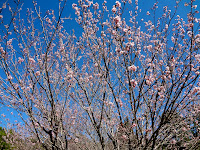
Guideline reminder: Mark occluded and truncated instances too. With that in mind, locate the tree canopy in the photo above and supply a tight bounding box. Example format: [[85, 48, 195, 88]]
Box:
[[0, 0, 199, 149]]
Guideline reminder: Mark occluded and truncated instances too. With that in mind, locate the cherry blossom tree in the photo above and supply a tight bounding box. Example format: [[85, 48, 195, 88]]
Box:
[[0, 0, 200, 149]]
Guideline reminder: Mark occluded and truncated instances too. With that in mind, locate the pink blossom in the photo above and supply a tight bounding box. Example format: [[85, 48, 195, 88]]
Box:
[[146, 80, 151, 85], [165, 24, 168, 29], [193, 5, 197, 9], [23, 48, 28, 53], [130, 79, 137, 87], [128, 65, 137, 72], [112, 7, 117, 13], [88, 1, 93, 6], [187, 31, 192, 37], [1, 114, 5, 117], [119, 101, 123, 107], [130, 42, 134, 47], [4, 25, 8, 28], [145, 129, 151, 132], [182, 127, 188, 131], [18, 57, 24, 64], [108, 102, 114, 107], [115, 1, 121, 7], [171, 139, 176, 144], [0, 15, 3, 19], [29, 57, 36, 63], [74, 138, 79, 142], [122, 135, 128, 140], [195, 54, 200, 62], [115, 47, 121, 52], [171, 36, 175, 43], [147, 45, 153, 51], [0, 47, 5, 54], [88, 75, 93, 80], [7, 75, 13, 80], [82, 4, 88, 9], [116, 99, 123, 107], [72, 3, 77, 8], [131, 123, 137, 128], [114, 16, 122, 27], [38, 59, 43, 65], [46, 17, 52, 24], [32, 143, 35, 146], [35, 71, 40, 76], [94, 63, 98, 67], [93, 2, 99, 9], [192, 87, 200, 94], [195, 71, 200, 75], [123, 28, 128, 32], [120, 51, 125, 54], [7, 39, 12, 45], [88, 12, 93, 18], [19, 99, 23, 103], [112, 30, 116, 35]]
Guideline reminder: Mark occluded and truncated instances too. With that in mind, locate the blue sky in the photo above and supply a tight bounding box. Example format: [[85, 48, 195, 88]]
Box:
[[1, 0, 195, 34], [0, 0, 197, 37]]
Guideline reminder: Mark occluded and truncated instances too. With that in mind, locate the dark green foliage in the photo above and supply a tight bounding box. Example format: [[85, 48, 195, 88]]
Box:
[[0, 127, 12, 150]]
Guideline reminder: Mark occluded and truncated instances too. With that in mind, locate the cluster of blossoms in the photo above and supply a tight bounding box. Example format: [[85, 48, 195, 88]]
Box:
[[114, 16, 122, 27], [128, 65, 137, 72], [0, 46, 5, 54]]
